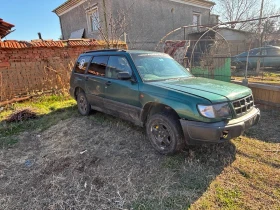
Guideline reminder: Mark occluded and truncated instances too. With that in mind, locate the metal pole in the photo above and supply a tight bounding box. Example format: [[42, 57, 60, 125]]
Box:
[[256, 0, 265, 74]]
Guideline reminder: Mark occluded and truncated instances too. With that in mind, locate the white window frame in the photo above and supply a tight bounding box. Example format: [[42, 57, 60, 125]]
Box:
[[86, 7, 100, 33], [192, 13, 201, 29]]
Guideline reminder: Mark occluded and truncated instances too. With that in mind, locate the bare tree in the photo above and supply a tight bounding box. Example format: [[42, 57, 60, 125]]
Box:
[[83, 0, 158, 50], [213, 0, 279, 31], [213, 0, 257, 29], [82, 0, 130, 48], [93, 9, 129, 48]]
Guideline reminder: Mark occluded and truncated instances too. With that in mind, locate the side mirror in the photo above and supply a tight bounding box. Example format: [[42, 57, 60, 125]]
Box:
[[117, 72, 132, 80]]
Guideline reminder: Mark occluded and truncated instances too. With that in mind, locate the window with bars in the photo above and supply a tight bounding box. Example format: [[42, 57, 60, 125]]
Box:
[[87, 7, 100, 32]]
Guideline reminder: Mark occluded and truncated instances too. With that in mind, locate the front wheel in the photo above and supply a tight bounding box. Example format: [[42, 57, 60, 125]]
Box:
[[146, 112, 185, 155], [77, 91, 91, 116]]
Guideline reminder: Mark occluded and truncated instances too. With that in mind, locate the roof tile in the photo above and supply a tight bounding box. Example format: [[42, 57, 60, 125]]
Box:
[[0, 39, 111, 49], [0, 19, 15, 38]]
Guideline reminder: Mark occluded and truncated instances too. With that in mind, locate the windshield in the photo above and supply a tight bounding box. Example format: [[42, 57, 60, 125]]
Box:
[[131, 53, 193, 81]]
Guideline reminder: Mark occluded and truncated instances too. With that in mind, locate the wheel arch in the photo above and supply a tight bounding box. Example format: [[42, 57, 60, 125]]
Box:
[[141, 102, 180, 125], [74, 87, 84, 100]]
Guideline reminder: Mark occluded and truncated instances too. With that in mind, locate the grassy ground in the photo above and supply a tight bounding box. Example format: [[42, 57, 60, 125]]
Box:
[[0, 95, 77, 147], [0, 96, 279, 209], [232, 69, 280, 86]]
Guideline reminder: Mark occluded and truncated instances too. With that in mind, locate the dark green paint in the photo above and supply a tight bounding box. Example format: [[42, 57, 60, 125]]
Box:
[[71, 50, 253, 123]]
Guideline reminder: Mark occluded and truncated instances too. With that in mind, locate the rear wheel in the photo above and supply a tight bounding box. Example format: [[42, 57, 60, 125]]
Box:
[[146, 112, 185, 155], [77, 91, 91, 116]]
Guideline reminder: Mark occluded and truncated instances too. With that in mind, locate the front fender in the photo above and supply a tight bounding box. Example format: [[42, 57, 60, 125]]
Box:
[[140, 91, 214, 122]]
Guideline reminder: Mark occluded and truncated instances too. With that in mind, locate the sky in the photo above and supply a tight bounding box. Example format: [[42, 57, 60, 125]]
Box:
[[0, 0, 65, 41], [1, 0, 280, 41]]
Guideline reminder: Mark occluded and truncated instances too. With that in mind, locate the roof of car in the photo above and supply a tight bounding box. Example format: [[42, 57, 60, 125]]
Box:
[[251, 46, 280, 50], [83, 49, 165, 55]]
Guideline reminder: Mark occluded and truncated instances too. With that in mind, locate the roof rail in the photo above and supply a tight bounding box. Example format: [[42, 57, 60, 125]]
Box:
[[84, 49, 126, 53]]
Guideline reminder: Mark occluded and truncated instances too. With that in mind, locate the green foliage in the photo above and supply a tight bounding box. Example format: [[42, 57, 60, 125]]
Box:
[[215, 186, 242, 209]]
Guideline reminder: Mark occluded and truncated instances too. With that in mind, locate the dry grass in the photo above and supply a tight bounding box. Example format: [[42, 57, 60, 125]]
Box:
[[191, 110, 280, 209], [232, 69, 280, 86], [0, 101, 279, 209]]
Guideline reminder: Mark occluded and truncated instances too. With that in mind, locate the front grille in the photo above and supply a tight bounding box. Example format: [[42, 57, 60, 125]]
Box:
[[232, 95, 254, 115]]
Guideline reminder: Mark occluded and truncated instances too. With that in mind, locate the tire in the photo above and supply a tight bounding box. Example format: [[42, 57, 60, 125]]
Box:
[[146, 112, 185, 155], [77, 91, 91, 116]]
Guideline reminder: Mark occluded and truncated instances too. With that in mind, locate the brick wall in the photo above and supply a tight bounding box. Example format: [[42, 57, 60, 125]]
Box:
[[0, 39, 127, 103]]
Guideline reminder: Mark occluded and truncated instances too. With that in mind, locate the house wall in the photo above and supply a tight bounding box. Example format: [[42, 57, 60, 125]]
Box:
[[113, 0, 213, 50], [58, 0, 214, 50], [216, 29, 258, 56], [218, 29, 249, 41], [59, 0, 113, 40]]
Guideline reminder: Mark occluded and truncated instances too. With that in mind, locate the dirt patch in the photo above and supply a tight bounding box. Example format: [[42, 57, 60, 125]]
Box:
[[0, 111, 278, 209]]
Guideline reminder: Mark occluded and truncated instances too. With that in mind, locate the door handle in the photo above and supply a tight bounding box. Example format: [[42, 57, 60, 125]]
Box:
[[105, 81, 112, 86]]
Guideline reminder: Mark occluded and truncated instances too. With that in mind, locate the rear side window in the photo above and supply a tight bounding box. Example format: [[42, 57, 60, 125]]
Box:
[[74, 56, 92, 74], [87, 56, 109, 77], [268, 49, 280, 56]]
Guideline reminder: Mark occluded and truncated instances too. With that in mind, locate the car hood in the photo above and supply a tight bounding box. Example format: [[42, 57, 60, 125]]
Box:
[[150, 77, 252, 103]]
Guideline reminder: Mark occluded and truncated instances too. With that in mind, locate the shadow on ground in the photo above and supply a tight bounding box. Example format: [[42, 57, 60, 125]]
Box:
[[243, 109, 280, 143], [0, 108, 237, 209]]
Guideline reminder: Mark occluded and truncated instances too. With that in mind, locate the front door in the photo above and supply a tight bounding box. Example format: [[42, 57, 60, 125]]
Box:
[[103, 55, 141, 123]]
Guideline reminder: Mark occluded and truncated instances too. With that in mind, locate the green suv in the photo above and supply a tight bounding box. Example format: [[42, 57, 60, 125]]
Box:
[[70, 49, 260, 155]]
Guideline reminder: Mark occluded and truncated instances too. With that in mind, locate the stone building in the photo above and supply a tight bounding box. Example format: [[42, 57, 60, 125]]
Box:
[[53, 0, 217, 50]]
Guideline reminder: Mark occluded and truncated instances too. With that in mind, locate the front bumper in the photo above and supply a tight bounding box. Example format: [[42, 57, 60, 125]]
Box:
[[180, 107, 260, 145]]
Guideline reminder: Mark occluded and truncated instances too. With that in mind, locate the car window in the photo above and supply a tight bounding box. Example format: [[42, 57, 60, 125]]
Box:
[[256, 50, 267, 56], [131, 53, 192, 81], [87, 56, 109, 77], [249, 49, 259, 56], [267, 49, 280, 56], [74, 56, 92, 74], [106, 56, 132, 79]]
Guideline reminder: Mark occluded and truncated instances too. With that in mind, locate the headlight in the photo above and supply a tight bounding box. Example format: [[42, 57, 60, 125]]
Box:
[[198, 103, 231, 119]]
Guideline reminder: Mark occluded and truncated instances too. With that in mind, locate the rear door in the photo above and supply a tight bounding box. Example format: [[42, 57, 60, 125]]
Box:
[[85, 56, 109, 109], [70, 55, 92, 97], [103, 55, 141, 122]]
